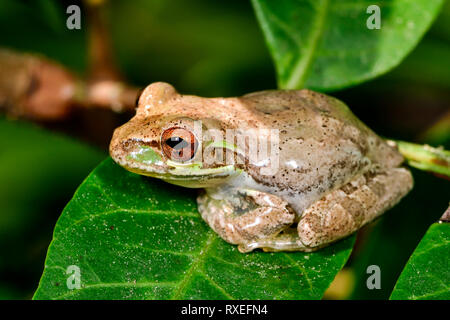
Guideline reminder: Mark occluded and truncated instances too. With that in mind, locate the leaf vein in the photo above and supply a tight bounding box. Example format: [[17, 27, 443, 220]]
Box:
[[170, 232, 216, 299], [285, 0, 329, 89]]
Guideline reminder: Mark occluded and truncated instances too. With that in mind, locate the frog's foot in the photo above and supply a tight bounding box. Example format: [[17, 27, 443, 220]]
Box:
[[197, 189, 296, 250], [239, 167, 413, 253]]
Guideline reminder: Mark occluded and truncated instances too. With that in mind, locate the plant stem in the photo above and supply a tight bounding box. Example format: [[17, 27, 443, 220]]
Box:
[[391, 140, 450, 179]]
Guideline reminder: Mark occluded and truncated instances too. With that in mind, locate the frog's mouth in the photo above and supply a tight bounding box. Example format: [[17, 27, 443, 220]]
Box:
[[112, 144, 241, 188], [128, 163, 240, 188]]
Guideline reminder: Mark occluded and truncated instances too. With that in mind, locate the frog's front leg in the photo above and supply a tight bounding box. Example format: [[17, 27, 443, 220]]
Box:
[[197, 188, 296, 250]]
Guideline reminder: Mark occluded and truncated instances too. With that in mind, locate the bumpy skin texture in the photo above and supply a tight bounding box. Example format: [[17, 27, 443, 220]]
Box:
[[297, 168, 412, 248], [110, 82, 413, 252]]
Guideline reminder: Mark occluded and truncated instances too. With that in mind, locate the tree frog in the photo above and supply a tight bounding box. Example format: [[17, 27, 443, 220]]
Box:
[[110, 82, 413, 253]]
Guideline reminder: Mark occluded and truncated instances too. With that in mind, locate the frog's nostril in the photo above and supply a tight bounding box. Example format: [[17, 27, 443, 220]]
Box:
[[121, 139, 133, 151]]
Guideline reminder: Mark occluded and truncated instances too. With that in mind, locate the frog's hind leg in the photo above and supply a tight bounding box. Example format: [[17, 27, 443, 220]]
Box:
[[296, 167, 413, 249], [239, 167, 413, 253], [197, 188, 296, 250]]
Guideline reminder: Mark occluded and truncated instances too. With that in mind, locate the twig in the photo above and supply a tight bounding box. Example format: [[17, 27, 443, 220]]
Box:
[[391, 140, 450, 180], [0, 49, 139, 121], [85, 0, 122, 82]]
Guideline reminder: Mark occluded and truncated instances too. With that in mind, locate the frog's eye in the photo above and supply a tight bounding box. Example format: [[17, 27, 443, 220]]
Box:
[[161, 127, 198, 162]]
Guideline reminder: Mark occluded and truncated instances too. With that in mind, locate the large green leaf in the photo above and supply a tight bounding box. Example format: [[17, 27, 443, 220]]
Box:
[[34, 158, 355, 300], [390, 222, 449, 300], [251, 0, 445, 90]]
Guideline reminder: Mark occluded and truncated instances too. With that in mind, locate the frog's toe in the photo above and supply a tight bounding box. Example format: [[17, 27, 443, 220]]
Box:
[[236, 228, 311, 253]]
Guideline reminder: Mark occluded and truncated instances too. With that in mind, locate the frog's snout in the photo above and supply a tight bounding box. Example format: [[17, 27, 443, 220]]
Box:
[[109, 126, 130, 166], [110, 121, 167, 175], [110, 123, 140, 164]]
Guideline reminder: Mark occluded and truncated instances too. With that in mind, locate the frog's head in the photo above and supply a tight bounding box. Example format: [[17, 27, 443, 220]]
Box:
[[110, 82, 244, 188]]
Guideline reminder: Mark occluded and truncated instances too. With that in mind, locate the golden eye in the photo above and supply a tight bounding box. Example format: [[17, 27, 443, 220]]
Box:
[[161, 127, 198, 162]]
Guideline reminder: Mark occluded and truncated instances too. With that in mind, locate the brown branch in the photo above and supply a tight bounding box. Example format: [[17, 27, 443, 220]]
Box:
[[85, 0, 122, 82], [0, 49, 140, 121]]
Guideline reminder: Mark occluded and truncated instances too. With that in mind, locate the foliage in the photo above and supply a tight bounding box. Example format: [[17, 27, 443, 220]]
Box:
[[251, 0, 445, 90], [391, 223, 450, 300], [34, 159, 355, 299]]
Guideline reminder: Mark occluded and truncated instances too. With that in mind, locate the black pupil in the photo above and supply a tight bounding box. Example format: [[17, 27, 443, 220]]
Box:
[[166, 137, 188, 150]]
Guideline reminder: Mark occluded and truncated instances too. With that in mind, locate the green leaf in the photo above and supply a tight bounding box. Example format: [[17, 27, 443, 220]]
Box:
[[34, 158, 355, 300], [251, 0, 445, 90], [390, 222, 450, 300]]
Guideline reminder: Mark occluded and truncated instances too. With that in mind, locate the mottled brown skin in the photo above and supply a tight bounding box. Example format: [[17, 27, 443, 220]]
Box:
[[110, 82, 413, 253]]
